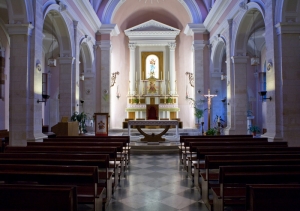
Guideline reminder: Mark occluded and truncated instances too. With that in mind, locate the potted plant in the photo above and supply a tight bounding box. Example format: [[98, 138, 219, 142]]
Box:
[[248, 125, 261, 136], [205, 128, 217, 136], [166, 97, 172, 104], [188, 98, 206, 127], [71, 111, 88, 134]]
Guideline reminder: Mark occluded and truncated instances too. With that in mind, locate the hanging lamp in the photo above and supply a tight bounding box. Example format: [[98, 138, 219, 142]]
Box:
[[250, 11, 259, 66], [48, 13, 57, 67]]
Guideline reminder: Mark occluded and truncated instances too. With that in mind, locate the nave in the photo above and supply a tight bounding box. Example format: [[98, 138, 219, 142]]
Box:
[[84, 153, 209, 211]]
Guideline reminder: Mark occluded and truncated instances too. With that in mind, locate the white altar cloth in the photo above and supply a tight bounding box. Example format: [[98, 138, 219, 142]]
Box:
[[128, 120, 179, 137]]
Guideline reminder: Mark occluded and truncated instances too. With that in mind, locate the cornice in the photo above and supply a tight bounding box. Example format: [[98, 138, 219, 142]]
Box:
[[5, 24, 34, 35], [98, 24, 120, 36], [275, 22, 300, 35], [74, 0, 102, 31], [184, 23, 207, 36], [203, 0, 232, 32]]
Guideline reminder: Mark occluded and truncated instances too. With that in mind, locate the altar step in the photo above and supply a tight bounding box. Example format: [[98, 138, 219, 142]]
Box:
[[130, 145, 179, 154]]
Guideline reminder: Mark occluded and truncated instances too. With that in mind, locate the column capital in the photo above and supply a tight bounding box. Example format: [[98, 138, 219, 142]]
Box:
[[184, 23, 207, 36], [128, 43, 137, 50], [231, 56, 249, 64], [275, 22, 300, 35], [99, 40, 111, 50], [6, 24, 34, 36], [73, 20, 79, 29], [193, 40, 206, 50], [98, 24, 120, 37], [227, 19, 233, 26], [57, 57, 75, 64], [168, 42, 176, 50]]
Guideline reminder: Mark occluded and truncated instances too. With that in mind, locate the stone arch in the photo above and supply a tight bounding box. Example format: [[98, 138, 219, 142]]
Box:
[[6, 0, 34, 24], [43, 4, 73, 57], [232, 2, 265, 56], [102, 0, 208, 24], [279, 0, 300, 23], [212, 38, 226, 73]]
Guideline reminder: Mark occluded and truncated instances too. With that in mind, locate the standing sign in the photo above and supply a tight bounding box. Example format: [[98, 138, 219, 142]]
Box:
[[94, 113, 108, 136]]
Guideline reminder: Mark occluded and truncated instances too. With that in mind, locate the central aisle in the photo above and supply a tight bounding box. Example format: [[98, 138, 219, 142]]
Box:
[[106, 154, 209, 211]]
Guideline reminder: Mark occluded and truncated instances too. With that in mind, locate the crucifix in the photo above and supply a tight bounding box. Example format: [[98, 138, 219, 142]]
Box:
[[204, 89, 217, 130]]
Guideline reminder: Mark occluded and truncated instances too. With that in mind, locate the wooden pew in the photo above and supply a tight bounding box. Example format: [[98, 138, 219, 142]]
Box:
[[246, 184, 300, 211], [212, 165, 300, 211], [0, 184, 78, 211], [179, 135, 253, 164], [201, 154, 300, 209], [0, 153, 112, 205], [193, 146, 300, 189], [181, 137, 268, 169], [27, 141, 126, 178], [4, 146, 120, 191], [44, 136, 130, 166], [186, 141, 287, 177], [0, 164, 104, 211]]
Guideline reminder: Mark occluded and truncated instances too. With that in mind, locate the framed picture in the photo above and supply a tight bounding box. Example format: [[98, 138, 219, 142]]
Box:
[[94, 113, 109, 136], [141, 52, 163, 80]]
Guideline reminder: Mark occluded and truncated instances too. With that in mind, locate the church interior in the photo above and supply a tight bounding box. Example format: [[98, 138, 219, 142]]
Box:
[[0, 0, 300, 210]]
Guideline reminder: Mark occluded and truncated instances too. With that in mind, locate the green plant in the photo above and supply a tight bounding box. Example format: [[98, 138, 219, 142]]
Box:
[[71, 111, 88, 134], [166, 97, 172, 103], [205, 128, 217, 135], [133, 98, 139, 104], [188, 98, 206, 124], [248, 125, 261, 133]]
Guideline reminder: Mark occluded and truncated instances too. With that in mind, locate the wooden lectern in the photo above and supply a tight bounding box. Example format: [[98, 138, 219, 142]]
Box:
[[51, 117, 79, 136]]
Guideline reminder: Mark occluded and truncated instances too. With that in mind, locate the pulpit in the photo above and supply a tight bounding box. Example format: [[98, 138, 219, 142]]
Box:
[[51, 121, 79, 136]]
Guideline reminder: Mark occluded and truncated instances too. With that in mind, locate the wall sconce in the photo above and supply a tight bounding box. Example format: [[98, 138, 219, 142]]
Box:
[[185, 72, 194, 87], [36, 60, 42, 72], [197, 90, 201, 94], [37, 94, 50, 105], [110, 71, 119, 87], [258, 91, 272, 101], [80, 73, 84, 81], [267, 62, 272, 71], [221, 97, 226, 103], [116, 85, 120, 99]]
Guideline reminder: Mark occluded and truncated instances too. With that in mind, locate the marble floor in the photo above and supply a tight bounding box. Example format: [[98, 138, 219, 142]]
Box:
[[105, 153, 209, 211]]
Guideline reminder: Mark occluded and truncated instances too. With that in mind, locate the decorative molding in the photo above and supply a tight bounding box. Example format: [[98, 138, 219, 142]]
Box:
[[110, 71, 119, 87], [98, 24, 120, 36], [184, 23, 207, 36], [275, 22, 300, 35], [168, 42, 176, 50], [203, 0, 232, 32], [128, 43, 137, 50], [5, 24, 34, 36], [125, 20, 180, 45], [181, 0, 202, 23], [125, 19, 180, 33]]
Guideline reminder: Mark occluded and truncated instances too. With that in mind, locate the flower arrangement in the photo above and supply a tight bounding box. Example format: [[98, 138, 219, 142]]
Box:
[[205, 128, 217, 136], [71, 112, 88, 134], [248, 125, 261, 136]]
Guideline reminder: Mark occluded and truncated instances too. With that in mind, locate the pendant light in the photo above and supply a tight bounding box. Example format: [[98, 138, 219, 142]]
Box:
[[251, 11, 259, 66], [48, 13, 56, 67]]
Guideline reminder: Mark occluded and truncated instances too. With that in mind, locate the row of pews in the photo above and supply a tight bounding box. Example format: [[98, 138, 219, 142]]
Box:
[[179, 135, 300, 211], [0, 135, 130, 211]]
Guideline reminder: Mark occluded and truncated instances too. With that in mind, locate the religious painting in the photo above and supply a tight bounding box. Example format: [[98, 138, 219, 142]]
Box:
[[94, 113, 108, 136], [141, 52, 163, 80]]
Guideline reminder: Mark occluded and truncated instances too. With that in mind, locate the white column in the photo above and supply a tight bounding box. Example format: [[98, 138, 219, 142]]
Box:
[[129, 43, 136, 95], [99, 40, 111, 113], [168, 42, 176, 95], [230, 56, 248, 134]]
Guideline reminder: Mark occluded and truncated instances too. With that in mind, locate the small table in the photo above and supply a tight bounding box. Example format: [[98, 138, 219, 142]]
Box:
[[128, 120, 179, 142]]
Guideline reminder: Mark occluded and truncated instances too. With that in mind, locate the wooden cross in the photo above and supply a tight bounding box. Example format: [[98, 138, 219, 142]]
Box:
[[204, 89, 217, 130]]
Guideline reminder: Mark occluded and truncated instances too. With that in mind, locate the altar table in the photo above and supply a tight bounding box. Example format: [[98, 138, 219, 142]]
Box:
[[128, 120, 179, 142]]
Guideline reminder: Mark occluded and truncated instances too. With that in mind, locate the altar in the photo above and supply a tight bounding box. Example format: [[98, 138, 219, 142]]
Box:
[[128, 120, 179, 142]]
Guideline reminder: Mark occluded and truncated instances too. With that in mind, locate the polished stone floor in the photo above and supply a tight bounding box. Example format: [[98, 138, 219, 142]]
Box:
[[105, 153, 209, 211]]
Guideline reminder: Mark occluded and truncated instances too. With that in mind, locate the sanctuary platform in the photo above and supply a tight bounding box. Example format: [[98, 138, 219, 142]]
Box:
[[108, 128, 201, 154]]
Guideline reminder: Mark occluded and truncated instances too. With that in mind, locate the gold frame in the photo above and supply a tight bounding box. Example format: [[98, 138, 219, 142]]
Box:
[[94, 113, 109, 136], [141, 52, 163, 80]]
